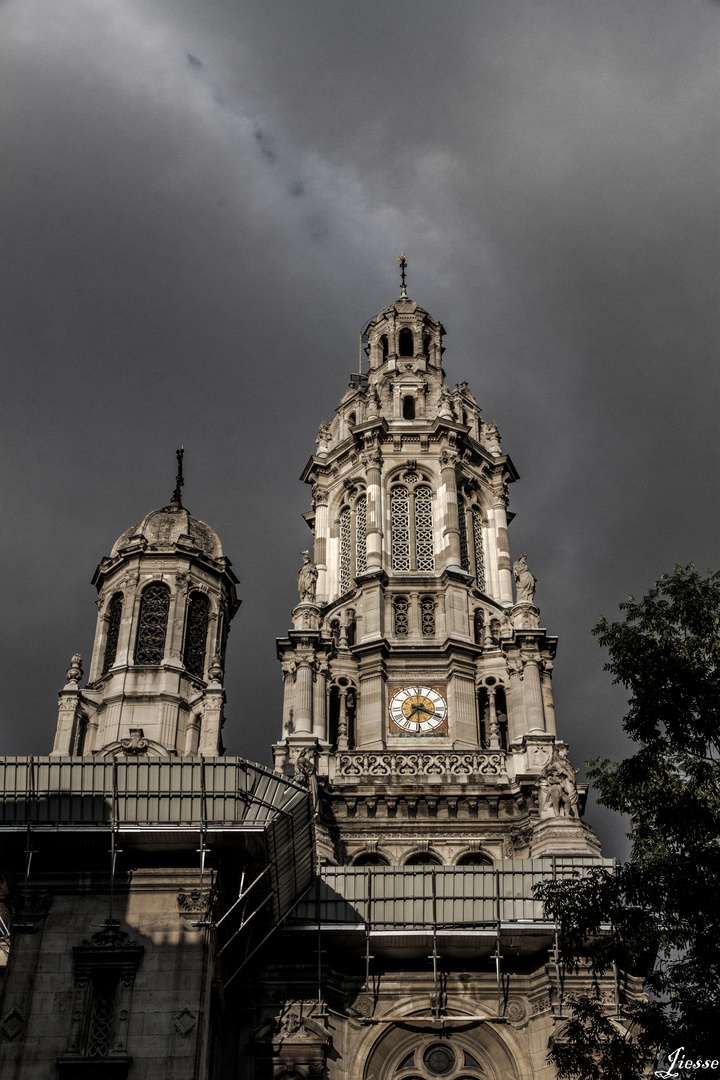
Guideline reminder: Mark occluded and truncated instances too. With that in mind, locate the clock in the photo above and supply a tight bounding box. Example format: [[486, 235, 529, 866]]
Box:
[[388, 684, 447, 734]]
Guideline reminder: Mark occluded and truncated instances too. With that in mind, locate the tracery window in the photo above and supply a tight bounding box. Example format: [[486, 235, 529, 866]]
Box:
[[183, 592, 210, 678], [391, 486, 411, 570], [390, 477, 435, 573], [134, 583, 170, 665], [392, 1041, 485, 1077], [420, 597, 435, 637], [339, 494, 367, 595], [393, 596, 409, 636], [339, 506, 352, 594], [472, 507, 485, 589], [355, 495, 367, 575], [458, 500, 470, 573], [102, 593, 123, 675], [414, 487, 435, 571]]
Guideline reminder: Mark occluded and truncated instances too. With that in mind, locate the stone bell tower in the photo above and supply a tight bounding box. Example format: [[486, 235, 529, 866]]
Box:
[[51, 452, 240, 758], [274, 267, 600, 865]]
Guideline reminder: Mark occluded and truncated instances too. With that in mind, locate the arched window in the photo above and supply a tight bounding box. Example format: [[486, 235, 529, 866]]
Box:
[[405, 852, 442, 866], [352, 851, 390, 866], [398, 327, 414, 356], [402, 395, 415, 420], [456, 852, 492, 866], [472, 507, 485, 589], [420, 597, 435, 637], [134, 583, 170, 665], [339, 494, 367, 595], [473, 608, 484, 645], [183, 593, 210, 678], [393, 595, 409, 636], [390, 480, 435, 572], [102, 593, 123, 675], [380, 334, 389, 361]]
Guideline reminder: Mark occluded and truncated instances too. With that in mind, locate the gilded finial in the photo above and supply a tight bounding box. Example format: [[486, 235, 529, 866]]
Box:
[[171, 447, 185, 507], [397, 252, 408, 299]]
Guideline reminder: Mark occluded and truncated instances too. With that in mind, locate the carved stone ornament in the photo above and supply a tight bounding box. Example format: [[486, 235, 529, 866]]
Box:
[[65, 653, 83, 685], [120, 727, 148, 755], [505, 998, 528, 1025], [207, 653, 224, 682], [0, 1005, 25, 1042], [338, 751, 505, 778], [173, 1007, 197, 1038], [177, 888, 211, 913], [80, 921, 138, 949]]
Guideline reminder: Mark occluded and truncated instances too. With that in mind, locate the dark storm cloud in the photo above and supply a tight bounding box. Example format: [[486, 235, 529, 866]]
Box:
[[1, 0, 718, 859]]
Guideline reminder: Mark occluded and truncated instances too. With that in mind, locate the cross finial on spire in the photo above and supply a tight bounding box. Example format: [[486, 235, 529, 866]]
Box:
[[171, 446, 184, 506], [397, 252, 408, 298]]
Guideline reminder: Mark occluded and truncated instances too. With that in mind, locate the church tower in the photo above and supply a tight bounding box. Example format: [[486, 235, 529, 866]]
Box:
[[51, 453, 240, 758], [274, 266, 599, 863]]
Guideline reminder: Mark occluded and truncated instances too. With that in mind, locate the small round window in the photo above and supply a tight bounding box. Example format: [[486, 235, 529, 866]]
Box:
[[423, 1044, 455, 1074]]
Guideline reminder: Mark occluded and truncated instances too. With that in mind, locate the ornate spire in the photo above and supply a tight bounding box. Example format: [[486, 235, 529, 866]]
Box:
[[170, 447, 184, 507], [397, 252, 408, 299]]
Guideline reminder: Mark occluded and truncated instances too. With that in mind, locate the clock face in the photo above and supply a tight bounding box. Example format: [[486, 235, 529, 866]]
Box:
[[389, 685, 447, 734]]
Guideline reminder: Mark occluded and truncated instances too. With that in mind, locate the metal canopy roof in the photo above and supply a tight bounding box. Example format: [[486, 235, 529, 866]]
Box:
[[0, 756, 315, 939]]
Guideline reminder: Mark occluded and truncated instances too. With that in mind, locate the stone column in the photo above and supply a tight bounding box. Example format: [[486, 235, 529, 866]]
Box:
[[312, 487, 329, 601], [313, 662, 328, 741], [523, 656, 545, 732], [492, 487, 514, 604], [198, 690, 224, 754], [337, 689, 349, 750], [506, 661, 525, 743], [486, 687, 501, 749], [541, 661, 557, 737], [184, 712, 201, 755], [363, 443, 383, 573], [52, 691, 82, 756], [294, 661, 313, 734], [439, 449, 462, 570], [356, 660, 385, 749], [483, 512, 501, 601]]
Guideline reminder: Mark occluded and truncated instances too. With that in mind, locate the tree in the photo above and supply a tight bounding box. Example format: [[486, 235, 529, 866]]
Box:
[[535, 565, 720, 1078]]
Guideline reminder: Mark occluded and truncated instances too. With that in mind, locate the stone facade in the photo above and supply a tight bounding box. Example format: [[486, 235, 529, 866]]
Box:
[[0, 282, 637, 1080]]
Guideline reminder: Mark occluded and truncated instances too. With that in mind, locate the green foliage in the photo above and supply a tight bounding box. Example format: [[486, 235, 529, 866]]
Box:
[[551, 994, 648, 1080], [536, 566, 720, 1078]]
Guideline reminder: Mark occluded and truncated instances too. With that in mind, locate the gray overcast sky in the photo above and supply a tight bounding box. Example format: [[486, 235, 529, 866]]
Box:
[[1, 0, 718, 857]]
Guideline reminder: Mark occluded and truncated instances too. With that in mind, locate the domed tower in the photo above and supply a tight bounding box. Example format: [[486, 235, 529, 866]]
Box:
[[52, 458, 239, 758], [274, 269, 599, 863]]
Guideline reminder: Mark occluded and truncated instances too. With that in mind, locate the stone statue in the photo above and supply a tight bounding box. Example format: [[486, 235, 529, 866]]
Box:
[[365, 385, 381, 418], [483, 419, 502, 456], [316, 421, 332, 457], [297, 551, 318, 603], [294, 747, 319, 812], [513, 553, 537, 603], [438, 385, 454, 420], [540, 752, 579, 818]]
